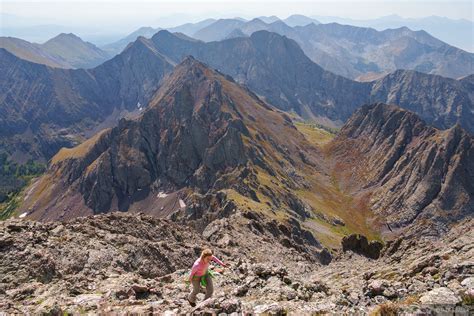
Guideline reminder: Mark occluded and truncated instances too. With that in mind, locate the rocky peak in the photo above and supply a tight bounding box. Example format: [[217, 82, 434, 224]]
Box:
[[21, 57, 316, 221]]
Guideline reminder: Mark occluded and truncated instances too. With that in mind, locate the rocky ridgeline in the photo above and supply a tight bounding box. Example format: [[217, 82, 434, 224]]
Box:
[[1, 213, 472, 314]]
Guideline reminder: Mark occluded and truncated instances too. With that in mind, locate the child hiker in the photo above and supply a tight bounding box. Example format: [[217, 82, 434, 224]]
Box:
[[187, 248, 226, 306]]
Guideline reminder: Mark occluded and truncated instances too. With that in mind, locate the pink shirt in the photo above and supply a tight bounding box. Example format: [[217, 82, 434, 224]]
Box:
[[189, 255, 225, 279]]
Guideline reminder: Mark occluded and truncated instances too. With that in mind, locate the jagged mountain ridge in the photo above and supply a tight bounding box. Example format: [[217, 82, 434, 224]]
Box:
[[150, 30, 371, 125], [370, 70, 474, 133], [328, 103, 474, 235], [2, 29, 472, 169]]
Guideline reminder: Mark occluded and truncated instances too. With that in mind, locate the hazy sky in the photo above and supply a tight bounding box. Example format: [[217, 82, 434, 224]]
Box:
[[2, 0, 473, 32]]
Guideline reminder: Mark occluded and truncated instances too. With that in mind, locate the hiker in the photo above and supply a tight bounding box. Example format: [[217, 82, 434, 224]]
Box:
[[187, 248, 226, 306]]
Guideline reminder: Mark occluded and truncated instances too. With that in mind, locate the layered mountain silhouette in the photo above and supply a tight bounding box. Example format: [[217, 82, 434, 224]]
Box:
[[192, 18, 473, 79], [15, 64, 470, 274], [0, 33, 111, 69], [19, 60, 473, 242], [2, 29, 473, 170], [149, 30, 474, 132], [101, 19, 217, 55]]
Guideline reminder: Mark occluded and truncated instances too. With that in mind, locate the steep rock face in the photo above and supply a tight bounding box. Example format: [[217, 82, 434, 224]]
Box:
[[22, 57, 320, 222], [370, 70, 474, 132], [329, 103, 474, 234]]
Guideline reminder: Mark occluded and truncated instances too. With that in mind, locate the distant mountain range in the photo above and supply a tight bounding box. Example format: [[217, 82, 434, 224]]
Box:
[[0, 33, 111, 68], [105, 17, 473, 80], [191, 18, 473, 80], [101, 19, 217, 55], [312, 14, 474, 53]]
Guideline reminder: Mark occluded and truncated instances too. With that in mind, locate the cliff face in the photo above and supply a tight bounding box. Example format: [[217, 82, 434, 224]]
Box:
[[329, 103, 474, 234]]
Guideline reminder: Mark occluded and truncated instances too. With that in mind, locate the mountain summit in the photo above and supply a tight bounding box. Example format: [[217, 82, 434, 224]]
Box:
[[21, 57, 321, 226]]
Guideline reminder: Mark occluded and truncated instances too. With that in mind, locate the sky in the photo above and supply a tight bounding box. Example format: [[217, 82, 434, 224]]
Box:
[[2, 0, 473, 31]]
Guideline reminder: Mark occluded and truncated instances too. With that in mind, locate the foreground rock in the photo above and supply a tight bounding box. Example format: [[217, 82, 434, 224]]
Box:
[[1, 213, 472, 314]]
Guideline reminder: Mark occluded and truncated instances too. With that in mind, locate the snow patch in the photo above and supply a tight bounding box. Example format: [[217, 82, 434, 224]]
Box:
[[19, 212, 28, 218], [179, 199, 186, 209], [157, 191, 168, 198]]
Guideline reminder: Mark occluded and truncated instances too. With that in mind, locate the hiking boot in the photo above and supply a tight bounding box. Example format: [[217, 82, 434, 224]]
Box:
[[187, 298, 196, 307]]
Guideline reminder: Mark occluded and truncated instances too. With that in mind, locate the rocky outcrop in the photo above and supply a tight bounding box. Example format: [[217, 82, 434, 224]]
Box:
[[341, 234, 383, 259], [329, 103, 474, 235]]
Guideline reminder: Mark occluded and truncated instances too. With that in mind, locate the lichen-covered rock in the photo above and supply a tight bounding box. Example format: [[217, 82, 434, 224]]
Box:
[[419, 287, 462, 305]]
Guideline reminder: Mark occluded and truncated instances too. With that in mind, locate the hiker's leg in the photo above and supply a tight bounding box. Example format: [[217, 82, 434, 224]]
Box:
[[188, 277, 201, 303], [204, 273, 214, 299]]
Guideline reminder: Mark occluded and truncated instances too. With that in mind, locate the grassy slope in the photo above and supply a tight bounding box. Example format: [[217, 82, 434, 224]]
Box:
[[225, 122, 380, 249]]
